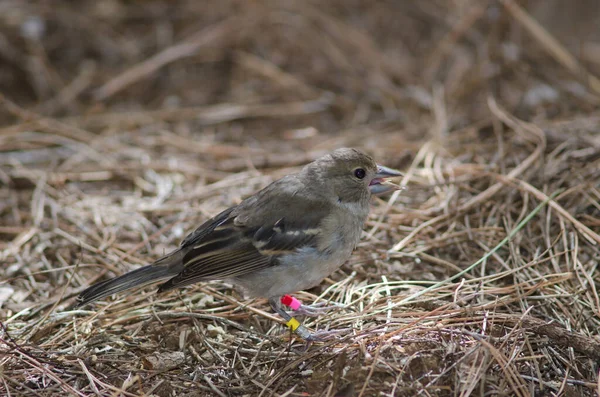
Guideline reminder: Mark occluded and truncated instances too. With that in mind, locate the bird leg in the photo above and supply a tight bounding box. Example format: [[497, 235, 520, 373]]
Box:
[[269, 297, 314, 341], [269, 296, 349, 344], [280, 295, 344, 317]]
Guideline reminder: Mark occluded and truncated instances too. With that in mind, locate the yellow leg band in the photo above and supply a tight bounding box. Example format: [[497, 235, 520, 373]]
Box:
[[286, 317, 300, 331]]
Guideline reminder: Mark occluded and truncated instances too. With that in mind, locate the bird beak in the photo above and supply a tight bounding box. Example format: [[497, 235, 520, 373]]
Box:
[[369, 164, 403, 195]]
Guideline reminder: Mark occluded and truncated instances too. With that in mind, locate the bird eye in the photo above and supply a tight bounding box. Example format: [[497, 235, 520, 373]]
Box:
[[354, 168, 366, 179]]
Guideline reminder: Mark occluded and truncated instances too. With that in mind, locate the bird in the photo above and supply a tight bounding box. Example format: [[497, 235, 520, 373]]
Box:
[[75, 148, 402, 340]]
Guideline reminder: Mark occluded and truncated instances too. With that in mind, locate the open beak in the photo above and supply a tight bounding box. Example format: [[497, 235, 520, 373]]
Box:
[[369, 164, 403, 195]]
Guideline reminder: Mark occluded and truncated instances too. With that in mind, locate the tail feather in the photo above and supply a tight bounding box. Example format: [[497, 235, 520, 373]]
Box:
[[75, 252, 183, 307]]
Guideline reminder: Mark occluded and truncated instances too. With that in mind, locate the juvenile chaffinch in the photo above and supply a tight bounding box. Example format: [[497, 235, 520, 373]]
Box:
[[76, 148, 402, 340]]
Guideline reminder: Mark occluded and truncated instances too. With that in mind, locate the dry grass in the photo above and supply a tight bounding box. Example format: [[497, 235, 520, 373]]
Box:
[[2, 0, 600, 396]]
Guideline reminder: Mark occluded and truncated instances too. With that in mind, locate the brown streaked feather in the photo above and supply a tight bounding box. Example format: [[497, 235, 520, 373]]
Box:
[[179, 207, 236, 248], [252, 219, 320, 253], [157, 178, 331, 292], [158, 248, 271, 291]]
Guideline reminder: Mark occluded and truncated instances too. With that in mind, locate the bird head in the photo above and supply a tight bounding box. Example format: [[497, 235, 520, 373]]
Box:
[[304, 148, 403, 204]]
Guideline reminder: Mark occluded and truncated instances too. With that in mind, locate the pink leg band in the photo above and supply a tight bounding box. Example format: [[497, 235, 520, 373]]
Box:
[[281, 295, 302, 311]]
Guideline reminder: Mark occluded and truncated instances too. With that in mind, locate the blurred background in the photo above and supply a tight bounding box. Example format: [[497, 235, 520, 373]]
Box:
[[2, 1, 600, 396], [1, 0, 599, 145]]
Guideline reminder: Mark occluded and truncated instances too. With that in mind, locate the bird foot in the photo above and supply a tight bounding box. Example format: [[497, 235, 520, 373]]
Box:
[[281, 295, 345, 317], [270, 296, 348, 344], [306, 327, 350, 341], [289, 303, 344, 317], [299, 327, 351, 350]]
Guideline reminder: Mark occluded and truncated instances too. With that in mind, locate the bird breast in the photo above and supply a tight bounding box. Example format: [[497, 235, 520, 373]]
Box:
[[231, 205, 367, 298]]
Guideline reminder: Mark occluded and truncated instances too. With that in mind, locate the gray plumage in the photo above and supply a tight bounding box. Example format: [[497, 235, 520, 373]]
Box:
[[75, 148, 401, 309]]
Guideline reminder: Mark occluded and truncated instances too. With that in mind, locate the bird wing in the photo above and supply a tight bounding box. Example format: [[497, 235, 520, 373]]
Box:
[[158, 177, 331, 291]]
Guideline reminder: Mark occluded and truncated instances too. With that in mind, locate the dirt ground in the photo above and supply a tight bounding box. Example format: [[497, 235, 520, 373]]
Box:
[[2, 1, 600, 396]]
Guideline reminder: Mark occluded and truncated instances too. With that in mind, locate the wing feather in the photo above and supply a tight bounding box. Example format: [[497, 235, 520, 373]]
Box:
[[158, 177, 331, 292]]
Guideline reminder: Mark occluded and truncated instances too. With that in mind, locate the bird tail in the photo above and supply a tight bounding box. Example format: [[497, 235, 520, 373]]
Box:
[[75, 251, 184, 307]]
